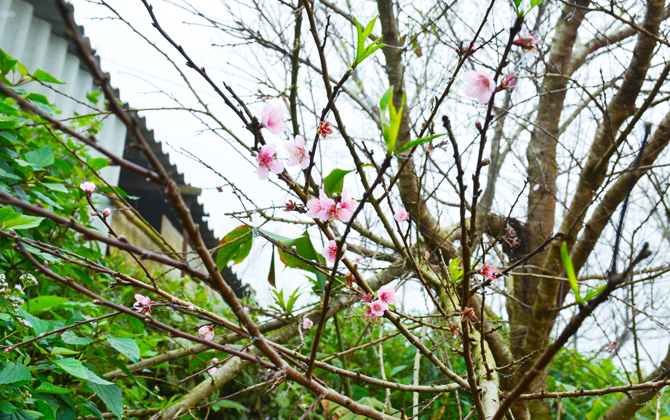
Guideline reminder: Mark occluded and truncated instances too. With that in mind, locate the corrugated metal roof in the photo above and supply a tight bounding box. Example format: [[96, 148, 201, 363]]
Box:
[[6, 0, 246, 295]]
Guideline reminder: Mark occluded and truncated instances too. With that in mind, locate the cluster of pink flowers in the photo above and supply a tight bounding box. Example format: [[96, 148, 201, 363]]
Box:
[[133, 294, 153, 314], [363, 285, 396, 322], [480, 263, 499, 282], [321, 240, 346, 263], [256, 104, 317, 180], [306, 189, 356, 223]]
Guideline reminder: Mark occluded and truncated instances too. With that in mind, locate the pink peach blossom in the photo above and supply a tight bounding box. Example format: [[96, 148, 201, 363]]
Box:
[[198, 325, 214, 341], [212, 358, 219, 364], [306, 190, 327, 220], [284, 135, 310, 169], [513, 32, 541, 52], [261, 104, 287, 134], [208, 367, 217, 375], [302, 318, 314, 330], [480, 264, 499, 282], [364, 305, 378, 322], [133, 294, 152, 314], [500, 74, 518, 90], [378, 285, 397, 305], [102, 208, 112, 217], [359, 293, 374, 303], [463, 70, 496, 104], [321, 240, 346, 263], [256, 144, 284, 180], [394, 208, 409, 223], [322, 189, 356, 222], [369, 299, 389, 317], [79, 182, 95, 194]]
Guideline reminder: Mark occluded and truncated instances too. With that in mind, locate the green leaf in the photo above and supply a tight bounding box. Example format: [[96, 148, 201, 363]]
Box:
[[0, 401, 17, 414], [449, 258, 463, 283], [61, 330, 93, 345], [352, 15, 384, 67], [0, 116, 25, 130], [379, 86, 405, 154], [24, 145, 54, 168], [530, 0, 545, 8], [87, 158, 109, 172], [105, 336, 140, 363], [586, 399, 609, 420], [35, 382, 71, 394], [264, 230, 325, 273], [0, 207, 45, 230], [584, 283, 607, 302], [389, 364, 408, 377], [88, 383, 123, 420], [18, 308, 52, 335], [41, 183, 68, 193], [53, 359, 89, 380], [323, 168, 355, 197], [286, 287, 301, 313], [0, 48, 17, 75], [0, 165, 20, 180], [395, 133, 447, 155], [560, 242, 584, 305], [268, 246, 276, 287], [50, 347, 80, 356], [81, 402, 103, 420], [22, 296, 68, 314], [32, 69, 65, 84], [0, 361, 31, 384], [213, 400, 247, 412], [215, 226, 253, 270], [85, 367, 113, 385]]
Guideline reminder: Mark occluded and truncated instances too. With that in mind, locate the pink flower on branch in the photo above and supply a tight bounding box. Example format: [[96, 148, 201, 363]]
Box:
[[321, 240, 346, 263], [369, 299, 389, 317], [212, 358, 219, 364], [378, 285, 397, 305], [80, 182, 95, 194], [306, 189, 357, 223], [463, 70, 496, 103], [208, 367, 217, 375], [198, 325, 214, 341], [394, 208, 409, 223], [317, 121, 333, 139], [102, 208, 112, 217], [359, 292, 374, 303], [322, 189, 356, 223], [364, 305, 377, 322], [302, 318, 314, 330], [306, 190, 327, 220], [133, 294, 153, 314], [500, 74, 518, 90], [284, 135, 310, 169], [480, 263, 499, 282], [256, 144, 284, 180], [513, 31, 541, 52], [260, 104, 287, 134]]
